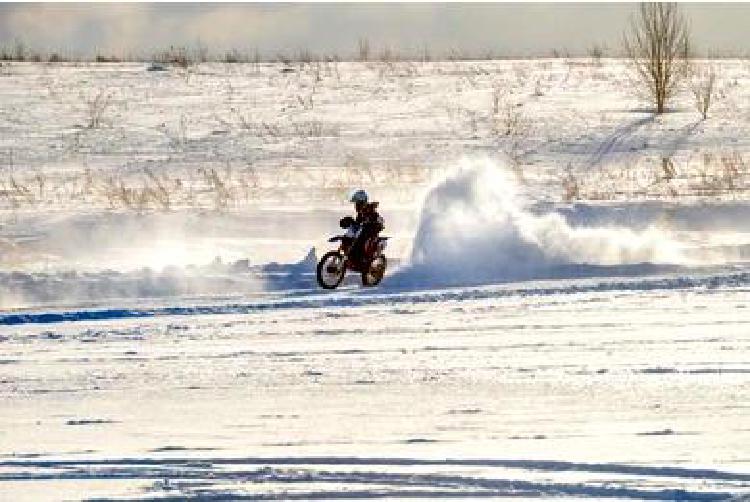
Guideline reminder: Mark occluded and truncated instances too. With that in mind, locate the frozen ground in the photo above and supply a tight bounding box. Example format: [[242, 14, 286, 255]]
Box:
[[1, 278, 749, 500], [0, 60, 749, 499]]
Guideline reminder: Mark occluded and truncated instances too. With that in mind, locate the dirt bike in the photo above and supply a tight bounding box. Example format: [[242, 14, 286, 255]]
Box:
[[316, 218, 388, 289]]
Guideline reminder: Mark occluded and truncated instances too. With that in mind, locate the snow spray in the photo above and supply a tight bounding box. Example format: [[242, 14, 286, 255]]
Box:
[[400, 157, 687, 285]]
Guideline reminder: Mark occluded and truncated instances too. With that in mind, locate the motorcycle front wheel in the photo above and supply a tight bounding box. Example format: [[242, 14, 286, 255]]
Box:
[[316, 251, 346, 289], [362, 255, 387, 287]]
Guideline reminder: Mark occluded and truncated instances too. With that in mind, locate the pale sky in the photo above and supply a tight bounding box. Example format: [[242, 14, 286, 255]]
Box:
[[1, 3, 749, 59]]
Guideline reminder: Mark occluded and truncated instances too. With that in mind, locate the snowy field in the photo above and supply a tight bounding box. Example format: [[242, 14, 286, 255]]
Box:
[[1, 59, 749, 499]]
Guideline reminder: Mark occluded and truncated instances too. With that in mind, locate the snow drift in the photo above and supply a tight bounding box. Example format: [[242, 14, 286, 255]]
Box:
[[0, 251, 320, 310], [398, 158, 688, 286]]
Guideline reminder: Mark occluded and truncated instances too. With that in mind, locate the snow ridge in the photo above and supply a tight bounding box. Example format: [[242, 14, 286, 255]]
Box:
[[2, 269, 747, 326]]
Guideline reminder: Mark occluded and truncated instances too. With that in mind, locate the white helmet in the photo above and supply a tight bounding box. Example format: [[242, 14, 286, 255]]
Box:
[[350, 189, 368, 204]]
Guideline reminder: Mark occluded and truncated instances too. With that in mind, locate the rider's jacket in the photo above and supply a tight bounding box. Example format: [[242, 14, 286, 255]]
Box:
[[355, 202, 384, 233]]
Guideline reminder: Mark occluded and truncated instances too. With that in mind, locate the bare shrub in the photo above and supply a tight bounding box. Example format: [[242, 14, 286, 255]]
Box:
[[490, 88, 531, 168], [447, 48, 469, 62], [158, 114, 188, 150], [276, 52, 292, 67], [4, 175, 34, 206], [297, 48, 316, 65], [14, 38, 26, 62], [419, 46, 431, 63], [260, 122, 281, 137], [623, 3, 690, 114], [690, 64, 717, 120], [357, 38, 370, 62], [533, 79, 544, 97], [200, 167, 233, 210], [34, 172, 46, 200], [687, 151, 746, 196], [588, 44, 607, 65], [252, 48, 262, 73], [143, 168, 171, 210], [224, 49, 244, 64], [718, 151, 745, 192], [661, 156, 677, 181], [85, 89, 114, 128], [155, 46, 191, 69], [324, 55, 340, 82], [492, 88, 529, 138], [103, 177, 138, 211], [102, 169, 180, 212], [379, 45, 400, 63], [571, 149, 749, 201], [296, 91, 314, 110], [193, 41, 209, 64], [95, 54, 122, 63], [562, 170, 581, 202]]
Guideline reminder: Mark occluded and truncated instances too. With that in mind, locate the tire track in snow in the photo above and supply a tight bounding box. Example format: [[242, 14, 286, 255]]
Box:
[[1, 457, 744, 500], [585, 115, 654, 170]]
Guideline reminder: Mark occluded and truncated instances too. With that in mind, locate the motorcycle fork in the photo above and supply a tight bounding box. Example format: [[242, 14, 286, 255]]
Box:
[[338, 245, 351, 271]]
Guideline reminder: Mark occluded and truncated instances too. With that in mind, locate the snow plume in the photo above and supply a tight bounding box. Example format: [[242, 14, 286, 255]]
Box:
[[0, 252, 321, 310], [0, 211, 322, 308], [400, 158, 687, 286]]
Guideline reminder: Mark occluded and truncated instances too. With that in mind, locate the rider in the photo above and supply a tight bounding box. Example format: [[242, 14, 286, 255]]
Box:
[[346, 189, 384, 267]]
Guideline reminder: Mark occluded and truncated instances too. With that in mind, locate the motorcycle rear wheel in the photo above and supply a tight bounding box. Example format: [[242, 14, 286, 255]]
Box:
[[362, 255, 387, 287], [317, 251, 346, 289]]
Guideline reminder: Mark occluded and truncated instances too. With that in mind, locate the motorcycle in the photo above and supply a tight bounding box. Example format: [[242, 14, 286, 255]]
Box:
[[316, 217, 388, 289]]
